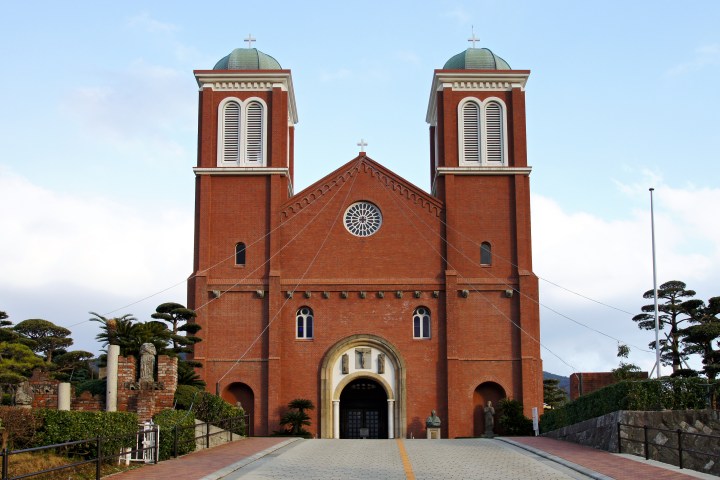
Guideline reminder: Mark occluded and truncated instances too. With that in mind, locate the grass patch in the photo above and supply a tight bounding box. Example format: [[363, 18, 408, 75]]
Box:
[[6, 451, 138, 479]]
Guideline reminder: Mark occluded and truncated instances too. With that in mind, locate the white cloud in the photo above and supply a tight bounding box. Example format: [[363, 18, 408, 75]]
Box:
[[532, 178, 720, 375], [666, 43, 720, 76], [0, 168, 193, 297], [127, 12, 178, 34]]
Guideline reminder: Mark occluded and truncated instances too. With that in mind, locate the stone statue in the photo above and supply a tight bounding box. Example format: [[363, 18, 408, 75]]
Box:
[[484, 401, 495, 435], [356, 348, 370, 369], [426, 410, 441, 428], [377, 353, 385, 374], [139, 343, 157, 382], [13, 381, 33, 407], [341, 354, 349, 374]]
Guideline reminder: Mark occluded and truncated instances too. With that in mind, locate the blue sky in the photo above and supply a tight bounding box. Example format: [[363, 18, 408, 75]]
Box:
[[1, 1, 719, 376]]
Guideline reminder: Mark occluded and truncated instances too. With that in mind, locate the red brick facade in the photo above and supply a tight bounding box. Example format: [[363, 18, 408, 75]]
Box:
[[188, 52, 543, 438], [569, 372, 649, 401]]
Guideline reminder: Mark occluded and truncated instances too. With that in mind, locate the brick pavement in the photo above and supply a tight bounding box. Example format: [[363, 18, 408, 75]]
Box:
[[106, 437, 297, 480], [506, 437, 713, 480]]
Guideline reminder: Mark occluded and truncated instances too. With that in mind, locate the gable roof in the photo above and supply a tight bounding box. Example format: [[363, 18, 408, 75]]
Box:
[[280, 154, 443, 221]]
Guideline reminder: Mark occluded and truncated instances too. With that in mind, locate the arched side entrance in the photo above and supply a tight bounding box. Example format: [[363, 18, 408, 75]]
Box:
[[320, 334, 406, 439], [223, 382, 255, 436], [473, 381, 505, 437]]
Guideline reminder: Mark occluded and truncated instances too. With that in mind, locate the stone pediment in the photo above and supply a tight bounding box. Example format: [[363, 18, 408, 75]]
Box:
[[280, 155, 443, 221]]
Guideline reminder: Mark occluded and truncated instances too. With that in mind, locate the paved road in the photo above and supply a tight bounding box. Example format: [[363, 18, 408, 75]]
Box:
[[222, 439, 595, 480]]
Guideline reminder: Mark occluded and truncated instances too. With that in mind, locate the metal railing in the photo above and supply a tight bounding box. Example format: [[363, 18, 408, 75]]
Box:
[[0, 425, 158, 480], [617, 422, 720, 471]]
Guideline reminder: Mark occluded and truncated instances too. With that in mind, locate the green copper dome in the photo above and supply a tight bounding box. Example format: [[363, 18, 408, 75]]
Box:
[[213, 48, 282, 70], [443, 48, 511, 70]]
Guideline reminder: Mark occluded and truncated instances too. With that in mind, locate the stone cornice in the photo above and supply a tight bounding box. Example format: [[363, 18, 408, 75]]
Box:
[[426, 70, 530, 124], [194, 70, 298, 124], [193, 167, 290, 176]]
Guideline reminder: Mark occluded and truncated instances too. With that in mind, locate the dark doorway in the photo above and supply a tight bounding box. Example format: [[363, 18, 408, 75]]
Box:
[[224, 382, 254, 436], [473, 381, 505, 437], [339, 378, 388, 439]]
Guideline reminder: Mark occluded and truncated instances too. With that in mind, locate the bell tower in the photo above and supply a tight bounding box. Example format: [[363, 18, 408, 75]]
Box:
[[427, 44, 542, 435], [188, 42, 298, 431]]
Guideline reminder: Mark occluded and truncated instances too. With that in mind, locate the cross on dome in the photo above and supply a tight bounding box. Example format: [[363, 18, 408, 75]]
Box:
[[468, 27, 479, 48], [244, 34, 256, 49], [357, 138, 368, 153]]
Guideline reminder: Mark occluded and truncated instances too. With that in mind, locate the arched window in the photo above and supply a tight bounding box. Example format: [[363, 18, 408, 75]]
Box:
[[413, 306, 431, 339], [217, 98, 267, 166], [480, 242, 492, 266], [235, 242, 246, 266], [245, 101, 263, 163], [296, 307, 313, 339], [485, 101, 503, 164], [461, 101, 481, 163], [221, 101, 241, 163], [459, 98, 507, 166]]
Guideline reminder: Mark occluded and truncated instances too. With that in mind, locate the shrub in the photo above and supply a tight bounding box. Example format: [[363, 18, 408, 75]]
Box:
[[191, 391, 245, 435], [153, 409, 196, 460], [32, 410, 137, 460], [0, 406, 40, 449], [497, 398, 533, 436], [174, 384, 201, 410]]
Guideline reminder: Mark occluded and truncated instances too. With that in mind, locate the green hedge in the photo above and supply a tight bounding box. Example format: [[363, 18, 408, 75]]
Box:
[[32, 410, 138, 460], [175, 387, 245, 436], [540, 378, 717, 433], [153, 409, 196, 461]]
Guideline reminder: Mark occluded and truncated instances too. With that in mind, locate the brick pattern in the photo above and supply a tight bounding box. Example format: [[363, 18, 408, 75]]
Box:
[[569, 372, 649, 400]]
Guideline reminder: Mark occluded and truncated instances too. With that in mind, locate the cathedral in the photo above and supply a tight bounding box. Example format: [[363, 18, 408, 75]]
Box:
[[187, 40, 542, 439]]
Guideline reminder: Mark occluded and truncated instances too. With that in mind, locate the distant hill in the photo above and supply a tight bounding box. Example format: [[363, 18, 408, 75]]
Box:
[[543, 371, 570, 393]]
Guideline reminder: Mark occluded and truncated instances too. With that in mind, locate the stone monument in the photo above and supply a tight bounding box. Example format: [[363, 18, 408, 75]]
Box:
[[484, 401, 495, 437], [426, 409, 441, 439], [13, 381, 33, 408], [139, 343, 157, 382]]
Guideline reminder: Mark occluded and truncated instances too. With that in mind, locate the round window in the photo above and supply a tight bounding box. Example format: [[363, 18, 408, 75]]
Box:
[[344, 201, 382, 237]]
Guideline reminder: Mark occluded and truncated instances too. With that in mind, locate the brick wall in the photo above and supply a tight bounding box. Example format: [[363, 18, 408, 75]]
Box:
[[569, 372, 650, 400]]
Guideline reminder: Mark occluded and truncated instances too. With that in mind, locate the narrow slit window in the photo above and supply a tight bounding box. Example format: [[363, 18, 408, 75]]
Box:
[[235, 242, 246, 266], [481, 242, 492, 266]]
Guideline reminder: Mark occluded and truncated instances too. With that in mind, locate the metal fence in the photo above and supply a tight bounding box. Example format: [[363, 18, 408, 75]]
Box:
[[169, 414, 248, 458], [617, 422, 720, 471]]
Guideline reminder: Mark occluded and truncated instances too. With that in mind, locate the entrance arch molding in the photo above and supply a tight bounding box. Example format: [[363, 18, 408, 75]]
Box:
[[320, 334, 406, 438]]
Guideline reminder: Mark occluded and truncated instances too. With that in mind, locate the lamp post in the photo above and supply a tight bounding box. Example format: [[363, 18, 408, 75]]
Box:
[[649, 188, 661, 378]]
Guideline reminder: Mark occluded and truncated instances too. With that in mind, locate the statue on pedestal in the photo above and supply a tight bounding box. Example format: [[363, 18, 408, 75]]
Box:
[[139, 343, 157, 382], [484, 401, 495, 436], [426, 410, 441, 428]]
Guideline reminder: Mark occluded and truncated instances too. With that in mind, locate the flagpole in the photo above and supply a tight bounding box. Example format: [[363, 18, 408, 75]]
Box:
[[650, 188, 661, 378]]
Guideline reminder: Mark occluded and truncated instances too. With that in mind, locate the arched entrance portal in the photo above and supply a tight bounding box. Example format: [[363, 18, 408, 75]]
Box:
[[473, 381, 505, 437], [339, 378, 387, 439], [320, 334, 406, 439]]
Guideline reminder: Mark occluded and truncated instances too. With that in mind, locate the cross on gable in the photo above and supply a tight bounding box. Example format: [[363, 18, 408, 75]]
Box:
[[357, 138, 368, 153], [468, 27, 479, 48], [244, 34, 256, 49]]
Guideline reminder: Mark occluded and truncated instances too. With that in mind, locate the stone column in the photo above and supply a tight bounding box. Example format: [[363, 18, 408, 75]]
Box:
[[332, 400, 340, 439], [58, 382, 71, 410], [106, 344, 120, 412], [387, 399, 395, 439]]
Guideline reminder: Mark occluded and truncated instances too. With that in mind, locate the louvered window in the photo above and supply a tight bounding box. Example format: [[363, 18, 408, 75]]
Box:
[[462, 102, 481, 163], [222, 101, 241, 163], [245, 102, 263, 163], [485, 102, 503, 163]]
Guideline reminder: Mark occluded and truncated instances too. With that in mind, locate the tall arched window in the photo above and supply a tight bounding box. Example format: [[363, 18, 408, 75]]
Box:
[[217, 98, 267, 166], [296, 307, 313, 339], [222, 101, 241, 163], [461, 101, 481, 163], [459, 98, 507, 166], [485, 101, 503, 164], [480, 242, 492, 266], [245, 101, 263, 163], [235, 242, 246, 266], [413, 306, 431, 339]]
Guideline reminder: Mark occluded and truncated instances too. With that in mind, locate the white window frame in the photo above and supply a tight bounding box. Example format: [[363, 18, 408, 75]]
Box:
[[458, 97, 509, 166], [413, 306, 431, 339], [296, 306, 314, 339], [217, 96, 268, 167]]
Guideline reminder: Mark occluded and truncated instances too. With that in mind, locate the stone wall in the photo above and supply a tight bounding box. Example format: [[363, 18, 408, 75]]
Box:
[[27, 354, 178, 422], [544, 409, 720, 476]]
